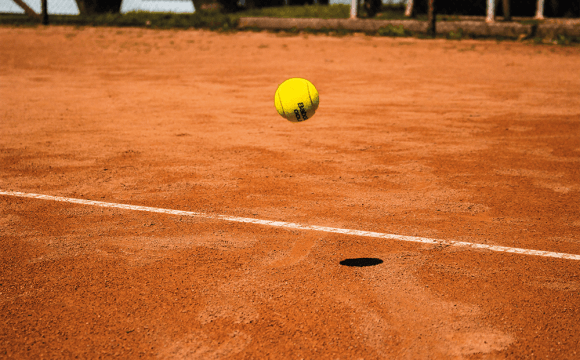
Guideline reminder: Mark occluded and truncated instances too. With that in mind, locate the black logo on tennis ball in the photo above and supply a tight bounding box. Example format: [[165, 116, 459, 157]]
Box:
[[294, 102, 308, 121]]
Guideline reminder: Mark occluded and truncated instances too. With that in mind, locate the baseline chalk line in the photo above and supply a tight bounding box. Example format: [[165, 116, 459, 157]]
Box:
[[2, 190, 579, 261]]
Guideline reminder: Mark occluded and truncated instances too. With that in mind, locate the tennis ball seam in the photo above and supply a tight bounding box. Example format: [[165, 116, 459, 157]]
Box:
[[306, 81, 313, 109], [277, 91, 286, 118]]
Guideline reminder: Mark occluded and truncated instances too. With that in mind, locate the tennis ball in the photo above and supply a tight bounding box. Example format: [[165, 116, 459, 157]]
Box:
[[274, 78, 319, 123]]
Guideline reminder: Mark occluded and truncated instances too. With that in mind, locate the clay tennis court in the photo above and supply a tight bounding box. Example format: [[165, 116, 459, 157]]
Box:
[[1, 25, 579, 359]]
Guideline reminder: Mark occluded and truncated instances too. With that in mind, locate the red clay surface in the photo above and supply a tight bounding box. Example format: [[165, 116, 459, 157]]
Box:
[[1, 26, 579, 359]]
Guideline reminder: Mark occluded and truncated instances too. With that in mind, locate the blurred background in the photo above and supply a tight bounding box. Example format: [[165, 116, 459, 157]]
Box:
[[0, 0, 578, 22]]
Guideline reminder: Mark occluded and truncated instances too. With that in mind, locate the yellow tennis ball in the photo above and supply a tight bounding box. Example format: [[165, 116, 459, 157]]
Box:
[[274, 78, 319, 123]]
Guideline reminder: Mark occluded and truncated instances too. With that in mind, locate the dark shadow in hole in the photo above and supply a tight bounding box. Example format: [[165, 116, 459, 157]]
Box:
[[340, 258, 383, 267]]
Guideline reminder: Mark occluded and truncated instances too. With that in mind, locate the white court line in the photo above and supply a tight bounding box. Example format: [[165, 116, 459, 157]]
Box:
[[2, 190, 580, 261]]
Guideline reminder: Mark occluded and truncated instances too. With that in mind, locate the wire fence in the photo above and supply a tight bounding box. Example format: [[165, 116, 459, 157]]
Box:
[[0, 0, 80, 14], [1, 0, 577, 18], [0, 0, 202, 14]]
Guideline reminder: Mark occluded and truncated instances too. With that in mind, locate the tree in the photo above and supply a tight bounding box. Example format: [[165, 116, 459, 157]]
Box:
[[364, 0, 382, 17], [427, 0, 435, 35]]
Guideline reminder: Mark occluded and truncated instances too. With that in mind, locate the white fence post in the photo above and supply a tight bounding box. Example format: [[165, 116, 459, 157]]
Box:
[[350, 0, 358, 19], [405, 0, 414, 17], [535, 0, 545, 19], [486, 0, 495, 22]]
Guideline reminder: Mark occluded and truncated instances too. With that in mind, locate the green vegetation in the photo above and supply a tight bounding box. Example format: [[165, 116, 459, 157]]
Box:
[[555, 34, 572, 45], [236, 4, 351, 19], [0, 11, 238, 30], [235, 3, 409, 20], [1, 4, 578, 44], [377, 24, 408, 37], [446, 27, 463, 40], [0, 3, 410, 30]]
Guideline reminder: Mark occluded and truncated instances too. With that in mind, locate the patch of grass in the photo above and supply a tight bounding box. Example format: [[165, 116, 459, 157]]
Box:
[[329, 28, 352, 36], [270, 26, 300, 35], [0, 13, 40, 26], [0, 11, 239, 31], [236, 4, 350, 19], [377, 24, 408, 37], [555, 34, 572, 45], [447, 27, 463, 40], [528, 35, 580, 45], [268, 26, 352, 37], [533, 37, 544, 44], [234, 3, 408, 20]]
